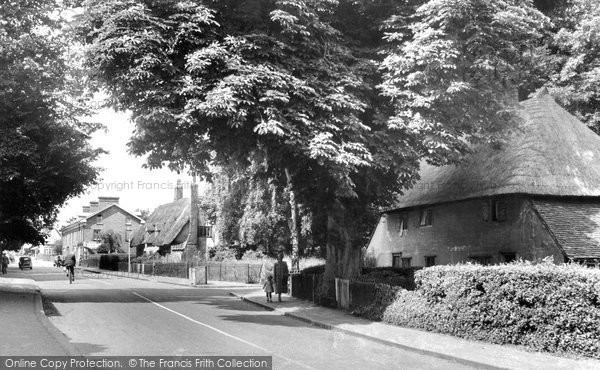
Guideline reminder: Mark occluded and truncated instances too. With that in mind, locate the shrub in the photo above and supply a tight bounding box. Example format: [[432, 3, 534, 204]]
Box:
[[382, 261, 600, 358], [209, 245, 237, 261], [354, 268, 420, 290], [241, 249, 264, 261], [351, 283, 402, 321]]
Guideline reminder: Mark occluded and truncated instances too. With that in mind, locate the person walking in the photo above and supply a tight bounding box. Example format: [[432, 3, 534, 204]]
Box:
[[273, 251, 289, 302], [263, 275, 274, 302], [1, 252, 9, 275]]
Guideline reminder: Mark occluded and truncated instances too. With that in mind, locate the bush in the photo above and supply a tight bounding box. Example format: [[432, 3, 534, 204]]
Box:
[[355, 268, 420, 290], [209, 245, 237, 261], [381, 261, 600, 358], [241, 249, 264, 261], [351, 283, 402, 321]]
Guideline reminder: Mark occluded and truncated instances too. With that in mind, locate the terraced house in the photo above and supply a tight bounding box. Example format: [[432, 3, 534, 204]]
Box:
[[61, 196, 144, 259], [365, 89, 600, 268]]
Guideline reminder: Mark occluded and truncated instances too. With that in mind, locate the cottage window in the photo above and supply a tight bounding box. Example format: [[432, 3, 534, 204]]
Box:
[[199, 226, 212, 238], [401, 257, 412, 268], [392, 253, 402, 268], [492, 200, 506, 222], [425, 256, 436, 267], [96, 214, 102, 224], [93, 229, 100, 241], [397, 213, 408, 235], [419, 208, 433, 227], [482, 201, 490, 222]]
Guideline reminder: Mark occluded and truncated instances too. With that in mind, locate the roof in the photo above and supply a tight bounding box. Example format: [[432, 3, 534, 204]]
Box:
[[130, 198, 190, 247], [85, 204, 144, 222], [61, 204, 144, 232], [533, 199, 600, 259], [391, 89, 600, 210]]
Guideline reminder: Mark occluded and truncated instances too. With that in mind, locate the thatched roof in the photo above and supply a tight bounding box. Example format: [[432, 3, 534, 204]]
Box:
[[130, 198, 190, 247], [533, 200, 600, 259], [392, 89, 600, 210]]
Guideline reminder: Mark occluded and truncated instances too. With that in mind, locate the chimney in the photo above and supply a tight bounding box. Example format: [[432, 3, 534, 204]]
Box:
[[174, 179, 183, 201], [89, 201, 99, 213], [98, 196, 119, 210], [82, 205, 90, 213]]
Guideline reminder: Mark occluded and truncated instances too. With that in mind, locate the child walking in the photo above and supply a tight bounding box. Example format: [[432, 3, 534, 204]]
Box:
[[263, 275, 274, 302]]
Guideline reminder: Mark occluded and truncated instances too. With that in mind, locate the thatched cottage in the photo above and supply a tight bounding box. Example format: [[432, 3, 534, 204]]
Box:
[[365, 89, 600, 268], [130, 180, 213, 259]]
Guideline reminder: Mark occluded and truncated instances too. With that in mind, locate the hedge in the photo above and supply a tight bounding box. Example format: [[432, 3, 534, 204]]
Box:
[[382, 262, 600, 358], [354, 268, 421, 290]]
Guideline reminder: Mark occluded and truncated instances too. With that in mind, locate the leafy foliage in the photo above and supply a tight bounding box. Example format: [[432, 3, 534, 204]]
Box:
[[379, 0, 550, 163], [383, 262, 600, 358], [0, 0, 101, 248], [97, 230, 123, 254], [543, 0, 600, 132]]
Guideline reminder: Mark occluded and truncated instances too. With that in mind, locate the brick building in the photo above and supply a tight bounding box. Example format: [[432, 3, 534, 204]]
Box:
[[365, 89, 600, 268], [61, 196, 144, 260]]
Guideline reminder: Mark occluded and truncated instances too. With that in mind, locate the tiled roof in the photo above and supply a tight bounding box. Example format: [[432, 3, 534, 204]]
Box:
[[533, 199, 600, 259], [391, 89, 600, 210]]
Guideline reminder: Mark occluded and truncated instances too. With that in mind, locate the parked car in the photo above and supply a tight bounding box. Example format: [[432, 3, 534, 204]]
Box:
[[19, 256, 32, 270]]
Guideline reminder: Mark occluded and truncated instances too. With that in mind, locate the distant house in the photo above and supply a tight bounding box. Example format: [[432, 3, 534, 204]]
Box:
[[41, 228, 61, 257], [61, 197, 144, 259], [130, 180, 213, 259], [365, 89, 600, 268]]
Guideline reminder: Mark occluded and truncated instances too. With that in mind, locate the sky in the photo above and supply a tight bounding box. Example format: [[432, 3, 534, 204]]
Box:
[[56, 108, 200, 228]]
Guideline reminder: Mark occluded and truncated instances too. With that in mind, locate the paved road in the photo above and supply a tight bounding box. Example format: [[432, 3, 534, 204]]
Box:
[[9, 263, 473, 369]]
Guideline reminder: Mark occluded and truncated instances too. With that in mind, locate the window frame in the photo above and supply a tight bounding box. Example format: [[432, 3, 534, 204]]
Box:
[[492, 199, 507, 222], [401, 257, 412, 268], [419, 208, 433, 227], [392, 253, 402, 268], [96, 214, 103, 225]]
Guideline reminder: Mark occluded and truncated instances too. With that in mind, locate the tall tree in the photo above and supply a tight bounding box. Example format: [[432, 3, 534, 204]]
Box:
[[77, 0, 414, 278], [379, 0, 550, 164], [542, 0, 600, 132], [0, 0, 102, 250]]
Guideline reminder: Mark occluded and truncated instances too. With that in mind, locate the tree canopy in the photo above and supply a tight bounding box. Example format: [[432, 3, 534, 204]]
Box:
[[0, 0, 102, 249], [75, 0, 599, 278]]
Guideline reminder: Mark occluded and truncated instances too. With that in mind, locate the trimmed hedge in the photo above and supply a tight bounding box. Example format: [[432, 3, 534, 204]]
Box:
[[354, 268, 420, 290], [351, 283, 401, 321], [382, 262, 600, 358]]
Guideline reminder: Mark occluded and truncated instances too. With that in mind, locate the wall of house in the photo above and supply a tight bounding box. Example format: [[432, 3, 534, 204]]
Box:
[[365, 195, 565, 267], [85, 206, 142, 246]]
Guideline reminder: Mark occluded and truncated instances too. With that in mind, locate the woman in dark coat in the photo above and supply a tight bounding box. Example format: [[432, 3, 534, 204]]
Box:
[[273, 251, 289, 302]]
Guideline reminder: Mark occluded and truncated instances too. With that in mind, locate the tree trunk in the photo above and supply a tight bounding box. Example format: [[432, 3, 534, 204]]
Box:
[[285, 168, 300, 272], [324, 200, 361, 281]]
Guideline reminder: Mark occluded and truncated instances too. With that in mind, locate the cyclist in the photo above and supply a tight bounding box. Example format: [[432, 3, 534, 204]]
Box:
[[64, 254, 76, 282]]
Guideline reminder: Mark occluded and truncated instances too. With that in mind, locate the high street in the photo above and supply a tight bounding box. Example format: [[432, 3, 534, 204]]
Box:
[[1, 261, 472, 370]]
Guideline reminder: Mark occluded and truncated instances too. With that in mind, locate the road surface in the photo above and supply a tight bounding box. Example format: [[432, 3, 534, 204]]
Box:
[[6, 262, 473, 370]]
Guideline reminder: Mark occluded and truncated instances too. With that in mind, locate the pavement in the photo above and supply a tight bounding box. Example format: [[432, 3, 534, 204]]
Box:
[[0, 274, 80, 355], [3, 263, 600, 369]]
